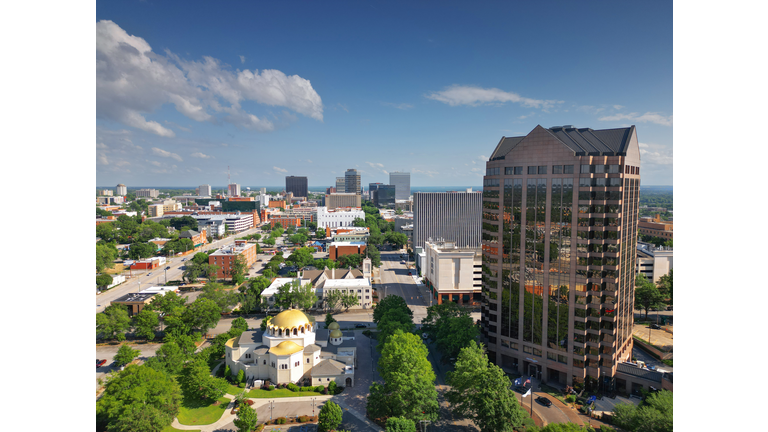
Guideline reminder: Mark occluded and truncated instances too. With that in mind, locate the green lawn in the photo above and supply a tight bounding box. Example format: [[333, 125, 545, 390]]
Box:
[[247, 388, 322, 398], [176, 396, 231, 426], [162, 426, 200, 432]]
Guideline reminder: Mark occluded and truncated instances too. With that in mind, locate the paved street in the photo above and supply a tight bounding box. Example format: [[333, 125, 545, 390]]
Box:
[[96, 226, 263, 313]]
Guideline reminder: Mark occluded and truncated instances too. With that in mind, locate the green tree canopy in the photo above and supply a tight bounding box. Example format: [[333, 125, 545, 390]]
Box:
[[657, 269, 673, 304], [337, 253, 363, 268], [178, 357, 229, 401], [132, 308, 160, 341], [234, 403, 259, 432], [97, 305, 132, 341], [286, 246, 315, 269], [635, 274, 665, 319], [367, 330, 439, 423], [114, 344, 141, 367], [97, 243, 118, 272], [145, 340, 187, 376], [97, 273, 114, 289], [128, 241, 157, 260], [168, 216, 199, 231], [421, 302, 479, 358], [182, 298, 222, 334], [446, 342, 526, 432], [318, 401, 343, 432], [373, 295, 413, 325], [385, 416, 416, 432], [97, 364, 181, 432], [612, 390, 672, 432], [192, 252, 210, 265]]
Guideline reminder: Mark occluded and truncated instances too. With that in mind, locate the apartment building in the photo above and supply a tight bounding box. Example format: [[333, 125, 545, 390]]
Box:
[[135, 189, 160, 198], [480, 125, 641, 393], [209, 240, 258, 279]]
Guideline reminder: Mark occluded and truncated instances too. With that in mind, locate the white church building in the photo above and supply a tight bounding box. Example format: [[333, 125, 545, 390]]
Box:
[[224, 309, 357, 387]]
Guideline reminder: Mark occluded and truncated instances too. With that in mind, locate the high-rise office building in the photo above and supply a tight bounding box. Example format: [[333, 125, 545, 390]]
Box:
[[116, 184, 127, 196], [368, 183, 383, 200], [228, 183, 241, 197], [389, 171, 411, 200], [413, 190, 482, 249], [344, 169, 361, 195], [285, 176, 308, 198], [199, 184, 212, 197], [374, 185, 396, 208], [480, 125, 641, 393], [335, 177, 345, 192]]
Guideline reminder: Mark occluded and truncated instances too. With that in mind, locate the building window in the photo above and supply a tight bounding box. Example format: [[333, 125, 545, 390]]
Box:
[[538, 166, 547, 174], [563, 165, 574, 174], [528, 166, 537, 175], [263, 360, 266, 365], [552, 165, 563, 174]]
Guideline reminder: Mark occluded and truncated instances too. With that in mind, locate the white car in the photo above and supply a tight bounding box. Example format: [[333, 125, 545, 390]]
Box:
[[400, 260, 405, 264]]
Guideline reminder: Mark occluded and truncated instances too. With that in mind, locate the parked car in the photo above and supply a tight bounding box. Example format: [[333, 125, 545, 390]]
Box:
[[165, 266, 171, 270], [408, 272, 412, 276], [536, 397, 552, 407], [400, 260, 406, 264], [97, 359, 107, 368], [650, 324, 661, 330], [147, 272, 152, 276], [355, 323, 367, 328]]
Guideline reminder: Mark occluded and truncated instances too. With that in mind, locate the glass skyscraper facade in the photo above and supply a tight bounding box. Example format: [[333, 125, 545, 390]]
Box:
[[481, 125, 641, 392]]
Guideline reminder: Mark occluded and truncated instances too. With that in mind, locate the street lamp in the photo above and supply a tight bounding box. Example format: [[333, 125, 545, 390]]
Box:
[[419, 419, 430, 432], [268, 400, 274, 420]]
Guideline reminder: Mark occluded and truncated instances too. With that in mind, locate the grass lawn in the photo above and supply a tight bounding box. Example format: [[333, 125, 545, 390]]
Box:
[[247, 388, 322, 398], [227, 383, 247, 396], [177, 396, 231, 426], [162, 426, 200, 432]]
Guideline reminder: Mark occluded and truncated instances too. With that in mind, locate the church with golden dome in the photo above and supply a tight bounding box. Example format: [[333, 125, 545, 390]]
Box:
[[224, 309, 357, 387]]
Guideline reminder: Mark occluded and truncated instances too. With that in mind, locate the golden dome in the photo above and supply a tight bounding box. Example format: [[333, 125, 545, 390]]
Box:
[[330, 329, 343, 338], [269, 309, 311, 329], [328, 322, 340, 330], [269, 341, 304, 356]]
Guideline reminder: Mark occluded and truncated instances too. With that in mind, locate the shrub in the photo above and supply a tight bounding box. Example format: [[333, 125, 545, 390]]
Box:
[[566, 395, 577, 403], [328, 381, 338, 394], [315, 385, 324, 392], [236, 369, 245, 384], [269, 385, 275, 390], [287, 383, 300, 392], [239, 383, 246, 388]]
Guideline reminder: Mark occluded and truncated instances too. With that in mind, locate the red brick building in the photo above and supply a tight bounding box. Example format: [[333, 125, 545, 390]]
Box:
[[327, 242, 367, 261], [208, 240, 258, 279]]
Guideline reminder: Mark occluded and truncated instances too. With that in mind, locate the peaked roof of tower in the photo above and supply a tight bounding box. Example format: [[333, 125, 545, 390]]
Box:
[[490, 125, 635, 160]]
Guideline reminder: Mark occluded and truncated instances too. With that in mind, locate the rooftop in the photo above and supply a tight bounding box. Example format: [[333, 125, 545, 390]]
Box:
[[490, 125, 635, 160]]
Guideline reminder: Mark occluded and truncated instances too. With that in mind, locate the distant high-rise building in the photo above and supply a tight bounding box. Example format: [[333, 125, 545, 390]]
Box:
[[325, 193, 362, 210], [100, 189, 114, 196], [374, 185, 396, 208], [285, 176, 308, 198], [413, 190, 481, 249], [135, 189, 160, 198], [345, 169, 361, 195], [368, 183, 384, 200], [116, 184, 127, 196], [389, 172, 411, 200], [480, 124, 641, 393], [228, 184, 241, 197], [199, 184, 212, 197], [335, 177, 345, 192]]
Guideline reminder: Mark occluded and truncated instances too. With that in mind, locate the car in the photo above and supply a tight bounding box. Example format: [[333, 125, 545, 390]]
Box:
[[400, 260, 406, 264], [355, 323, 367, 328], [147, 272, 152, 276], [182, 258, 187, 262], [666, 305, 673, 311], [650, 324, 661, 330], [165, 266, 171, 270], [408, 272, 412, 276], [536, 396, 552, 407], [97, 359, 107, 368]]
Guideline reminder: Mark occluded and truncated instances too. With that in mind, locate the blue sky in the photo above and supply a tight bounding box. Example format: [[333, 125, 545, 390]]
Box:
[[96, 1, 672, 188]]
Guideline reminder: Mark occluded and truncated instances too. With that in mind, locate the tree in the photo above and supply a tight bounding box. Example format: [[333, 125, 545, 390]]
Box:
[[97, 274, 114, 289], [446, 342, 526, 432], [260, 316, 272, 331], [285, 247, 315, 269], [114, 344, 141, 367], [108, 402, 171, 432], [373, 295, 413, 325], [325, 313, 337, 328], [132, 308, 160, 340], [293, 282, 319, 311], [385, 231, 408, 249], [340, 292, 360, 311], [96, 364, 181, 432], [182, 262, 204, 283], [385, 416, 416, 432], [227, 255, 249, 285], [162, 238, 194, 257], [635, 274, 665, 319], [367, 330, 439, 423], [128, 241, 157, 260], [182, 298, 222, 334], [97, 305, 132, 341], [179, 357, 229, 401], [168, 216, 198, 231], [97, 243, 118, 272], [231, 317, 248, 333], [201, 263, 221, 282], [288, 233, 308, 246], [318, 401, 343, 432], [324, 290, 345, 311], [192, 252, 210, 265], [234, 403, 259, 432], [657, 269, 673, 304], [377, 308, 414, 347], [263, 237, 276, 247], [146, 341, 187, 376], [612, 390, 672, 432], [337, 253, 363, 268], [199, 282, 240, 314], [421, 303, 479, 358], [367, 244, 382, 267], [315, 229, 327, 239]]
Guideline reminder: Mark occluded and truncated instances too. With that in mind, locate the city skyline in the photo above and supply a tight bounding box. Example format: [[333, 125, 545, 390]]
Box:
[[96, 2, 672, 187]]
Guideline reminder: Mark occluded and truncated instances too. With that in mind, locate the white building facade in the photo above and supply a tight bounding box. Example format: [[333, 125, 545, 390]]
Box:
[[316, 206, 365, 228]]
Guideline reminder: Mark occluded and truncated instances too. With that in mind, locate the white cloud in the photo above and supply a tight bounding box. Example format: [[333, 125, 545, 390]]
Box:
[[152, 147, 183, 161], [98, 153, 109, 165], [191, 152, 212, 159], [412, 168, 439, 177], [239, 55, 246, 64], [273, 166, 287, 173], [306, 159, 313, 163], [598, 112, 673, 127], [638, 142, 673, 165], [478, 155, 488, 161], [426, 85, 562, 110], [613, 105, 624, 110], [96, 20, 323, 137]]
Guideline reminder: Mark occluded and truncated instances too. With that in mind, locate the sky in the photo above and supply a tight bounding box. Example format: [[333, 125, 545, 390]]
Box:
[[95, 1, 672, 188]]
